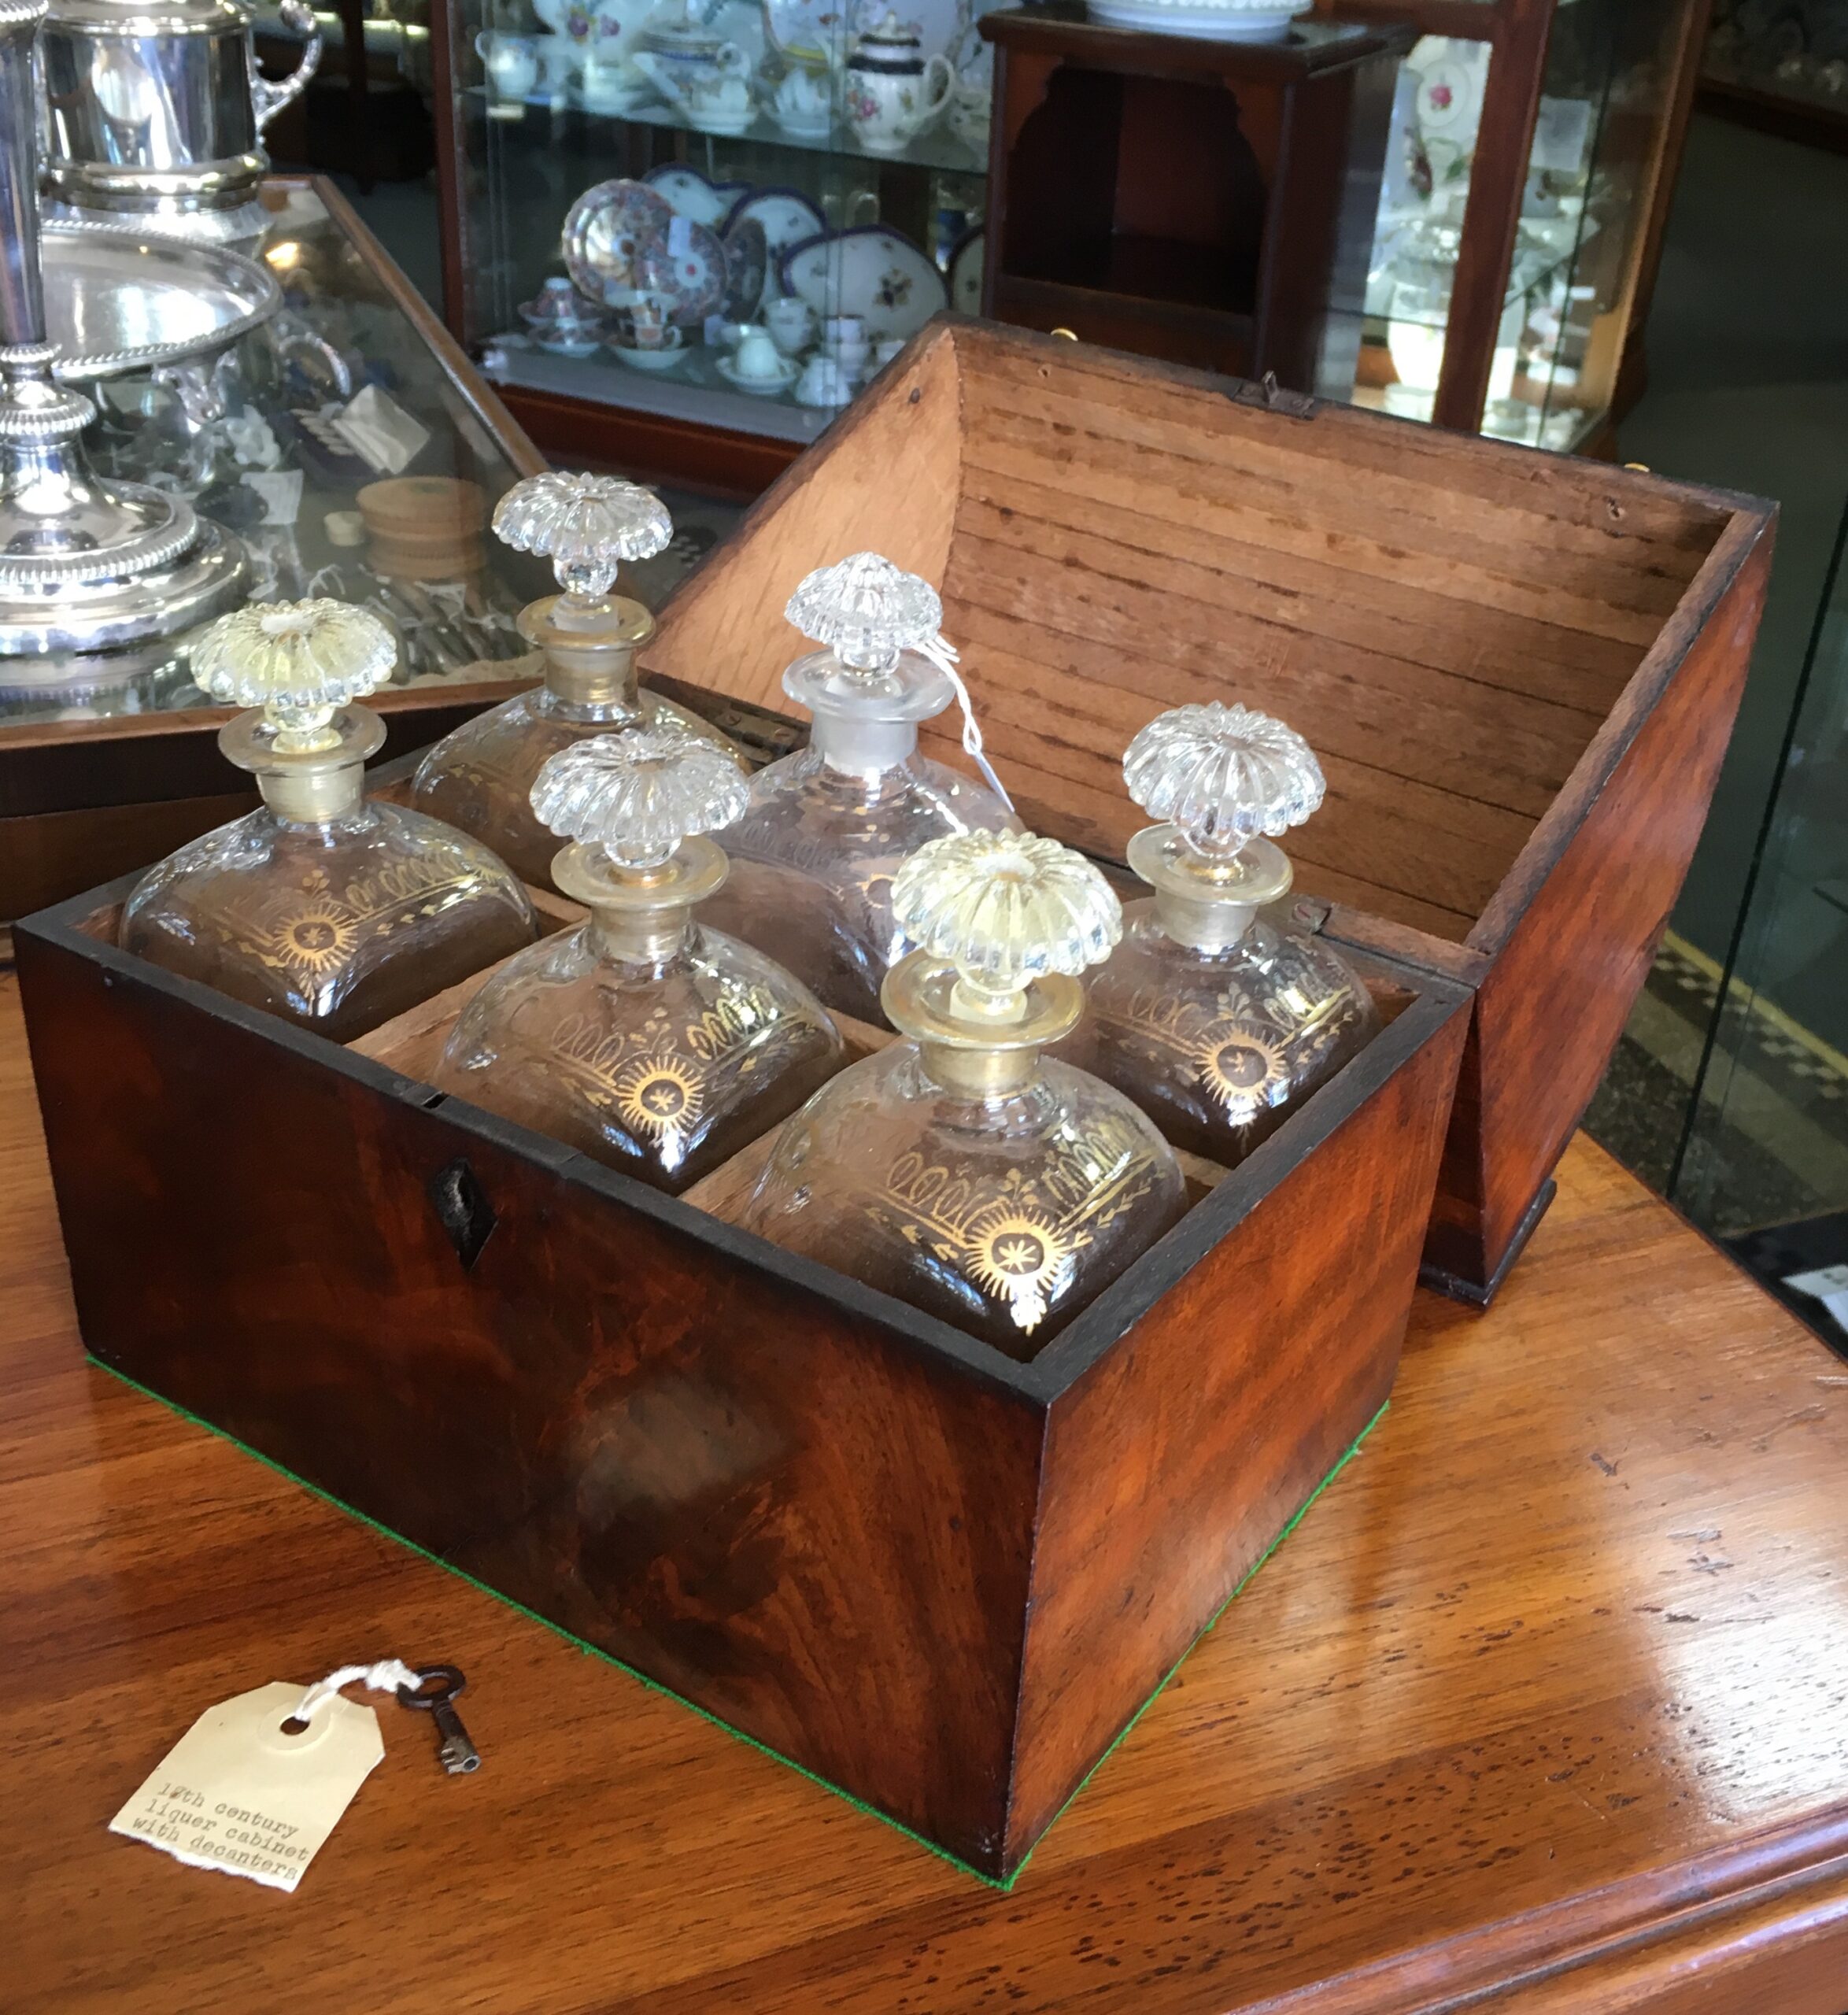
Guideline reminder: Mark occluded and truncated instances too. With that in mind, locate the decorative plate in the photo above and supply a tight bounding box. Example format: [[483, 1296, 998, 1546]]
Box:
[[779, 224, 948, 342], [763, 0, 852, 62], [946, 223, 983, 315], [719, 216, 770, 322], [561, 179, 675, 302], [634, 220, 729, 325], [723, 187, 829, 287], [1085, 0, 1309, 39], [1411, 38, 1488, 150], [643, 164, 752, 227]]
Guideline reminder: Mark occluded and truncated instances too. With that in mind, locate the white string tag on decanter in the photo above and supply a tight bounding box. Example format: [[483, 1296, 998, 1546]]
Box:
[[910, 630, 1016, 816]]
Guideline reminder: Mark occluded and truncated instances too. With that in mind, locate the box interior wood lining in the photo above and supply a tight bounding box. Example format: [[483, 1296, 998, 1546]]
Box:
[[637, 317, 1743, 950]]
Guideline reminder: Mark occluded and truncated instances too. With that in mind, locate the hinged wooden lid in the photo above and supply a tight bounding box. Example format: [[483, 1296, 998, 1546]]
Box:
[[639, 319, 1765, 959]]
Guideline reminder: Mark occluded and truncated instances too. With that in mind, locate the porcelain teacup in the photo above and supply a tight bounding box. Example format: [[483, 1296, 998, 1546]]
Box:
[[796, 353, 855, 407], [730, 326, 785, 380], [822, 314, 865, 346], [765, 296, 817, 355], [477, 30, 540, 107]]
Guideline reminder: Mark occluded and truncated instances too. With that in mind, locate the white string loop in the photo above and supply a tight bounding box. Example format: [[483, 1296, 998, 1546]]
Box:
[[911, 630, 1016, 818], [292, 1658, 423, 1725]]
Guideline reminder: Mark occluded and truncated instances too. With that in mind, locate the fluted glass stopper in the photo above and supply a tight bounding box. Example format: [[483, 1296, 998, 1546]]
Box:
[[785, 552, 946, 672], [531, 721, 748, 871], [493, 471, 674, 605], [892, 829, 1120, 1022], [194, 597, 396, 752], [1124, 702, 1325, 867]]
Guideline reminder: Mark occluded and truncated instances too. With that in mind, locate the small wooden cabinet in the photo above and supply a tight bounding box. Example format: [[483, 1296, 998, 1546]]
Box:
[[980, 7, 1410, 397]]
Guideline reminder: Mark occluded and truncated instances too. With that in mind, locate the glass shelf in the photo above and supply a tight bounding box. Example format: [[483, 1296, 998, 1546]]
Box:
[[469, 85, 989, 178]]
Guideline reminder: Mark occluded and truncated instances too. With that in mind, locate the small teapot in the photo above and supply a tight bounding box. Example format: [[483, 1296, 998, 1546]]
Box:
[[477, 29, 541, 108], [845, 9, 952, 157], [635, 7, 754, 132]]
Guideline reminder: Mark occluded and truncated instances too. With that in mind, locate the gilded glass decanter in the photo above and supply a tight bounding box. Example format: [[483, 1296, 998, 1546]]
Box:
[[120, 599, 538, 1039], [410, 471, 743, 887], [696, 551, 1015, 1023], [435, 720, 845, 1195], [1059, 702, 1380, 1164], [740, 829, 1187, 1359]]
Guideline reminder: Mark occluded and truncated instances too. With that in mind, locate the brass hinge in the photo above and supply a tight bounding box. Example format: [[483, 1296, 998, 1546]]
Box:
[[1225, 370, 1316, 420]]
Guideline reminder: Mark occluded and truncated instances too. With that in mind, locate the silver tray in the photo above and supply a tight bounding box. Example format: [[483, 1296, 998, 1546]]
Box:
[[41, 221, 281, 380]]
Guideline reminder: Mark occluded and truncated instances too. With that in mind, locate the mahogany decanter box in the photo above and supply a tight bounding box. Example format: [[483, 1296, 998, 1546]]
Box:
[[19, 481, 1471, 1884], [637, 317, 1776, 1301]]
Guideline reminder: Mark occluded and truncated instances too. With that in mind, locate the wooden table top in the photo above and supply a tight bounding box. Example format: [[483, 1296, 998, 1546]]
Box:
[[5, 967, 1848, 2015]]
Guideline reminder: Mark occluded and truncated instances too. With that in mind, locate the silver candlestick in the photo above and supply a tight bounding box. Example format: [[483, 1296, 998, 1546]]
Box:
[[0, 0, 249, 657]]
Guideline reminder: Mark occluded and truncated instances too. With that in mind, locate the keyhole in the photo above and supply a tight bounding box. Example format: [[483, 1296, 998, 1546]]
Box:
[[428, 1158, 497, 1270]]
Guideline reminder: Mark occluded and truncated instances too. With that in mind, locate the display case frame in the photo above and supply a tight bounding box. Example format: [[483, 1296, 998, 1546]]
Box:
[[1310, 0, 1709, 442]]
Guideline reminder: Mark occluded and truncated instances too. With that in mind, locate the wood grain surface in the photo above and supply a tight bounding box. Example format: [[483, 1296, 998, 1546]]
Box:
[[5, 968, 1848, 2011]]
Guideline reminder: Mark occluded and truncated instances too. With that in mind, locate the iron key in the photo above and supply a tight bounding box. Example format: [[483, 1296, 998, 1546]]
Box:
[[397, 1664, 481, 1774]]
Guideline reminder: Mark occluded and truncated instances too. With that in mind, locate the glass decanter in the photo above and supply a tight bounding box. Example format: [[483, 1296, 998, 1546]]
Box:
[[695, 551, 1014, 1023], [740, 829, 1187, 1360], [410, 471, 743, 888], [1059, 702, 1380, 1165], [121, 599, 538, 1040], [435, 720, 845, 1196]]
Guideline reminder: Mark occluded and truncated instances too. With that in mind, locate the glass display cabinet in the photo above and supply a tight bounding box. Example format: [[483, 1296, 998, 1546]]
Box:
[[1, 176, 553, 920], [1313, 0, 1708, 449], [434, 0, 993, 490], [1700, 0, 1848, 152]]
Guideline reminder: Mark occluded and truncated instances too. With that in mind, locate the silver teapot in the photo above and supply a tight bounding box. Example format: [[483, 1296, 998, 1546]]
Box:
[[39, 0, 322, 239]]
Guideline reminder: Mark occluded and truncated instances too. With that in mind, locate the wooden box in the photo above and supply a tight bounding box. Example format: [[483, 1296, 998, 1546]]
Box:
[[638, 317, 1775, 1300], [18, 852, 1466, 1879]]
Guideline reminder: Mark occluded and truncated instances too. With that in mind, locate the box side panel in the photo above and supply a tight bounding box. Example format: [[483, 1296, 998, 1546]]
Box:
[[1004, 992, 1469, 1869], [16, 927, 1041, 1875], [1452, 525, 1772, 1288], [637, 329, 964, 721]]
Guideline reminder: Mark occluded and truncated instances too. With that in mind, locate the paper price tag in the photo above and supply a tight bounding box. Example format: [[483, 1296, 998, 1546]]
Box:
[[110, 1682, 385, 1893], [667, 213, 693, 258]]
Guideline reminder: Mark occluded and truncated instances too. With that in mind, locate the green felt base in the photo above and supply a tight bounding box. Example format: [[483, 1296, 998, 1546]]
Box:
[[88, 1351, 1387, 1891]]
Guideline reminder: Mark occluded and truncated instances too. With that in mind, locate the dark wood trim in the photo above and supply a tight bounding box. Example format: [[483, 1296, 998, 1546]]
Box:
[[1613, 0, 1709, 418], [429, 0, 470, 340], [1430, 0, 1554, 433], [1695, 72, 1848, 156], [1313, 0, 1520, 44], [1419, 1175, 1553, 1304], [497, 383, 802, 498], [299, 174, 545, 479]]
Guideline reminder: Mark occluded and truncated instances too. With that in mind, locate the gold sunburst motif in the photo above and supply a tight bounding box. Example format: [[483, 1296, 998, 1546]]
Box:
[[608, 1044, 704, 1144], [276, 904, 360, 978], [963, 1207, 1072, 1336], [1198, 1025, 1291, 1121]]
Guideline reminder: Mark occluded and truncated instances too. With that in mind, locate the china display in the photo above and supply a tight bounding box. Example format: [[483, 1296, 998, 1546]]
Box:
[[695, 550, 1014, 1022], [120, 598, 538, 1037], [1325, 0, 1708, 444], [442, 0, 995, 483], [1061, 703, 1379, 1165], [742, 828, 1188, 1355], [39, 0, 323, 239], [410, 470, 745, 885], [436, 720, 844, 1192]]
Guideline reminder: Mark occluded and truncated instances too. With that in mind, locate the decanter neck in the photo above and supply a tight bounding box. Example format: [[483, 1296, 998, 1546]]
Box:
[[220, 702, 386, 828], [257, 760, 368, 825], [1152, 885, 1259, 954], [553, 834, 727, 967], [811, 707, 918, 778], [1128, 825, 1292, 958], [918, 1038, 1042, 1098], [519, 590, 653, 719]]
